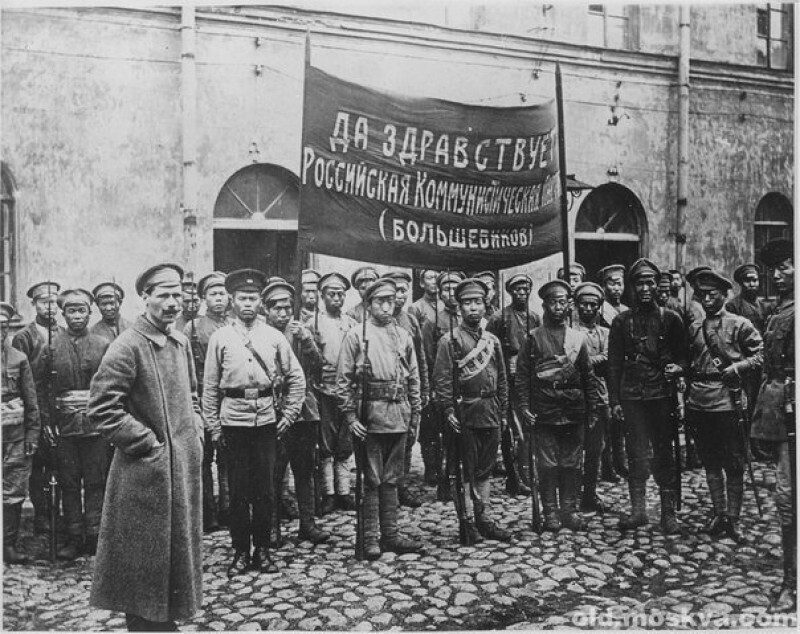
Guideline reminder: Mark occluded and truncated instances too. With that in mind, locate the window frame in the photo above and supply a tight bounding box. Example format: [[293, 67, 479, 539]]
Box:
[[1, 163, 18, 307], [757, 3, 792, 70]]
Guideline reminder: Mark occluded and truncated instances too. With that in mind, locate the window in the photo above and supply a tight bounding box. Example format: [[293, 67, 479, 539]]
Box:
[[587, 4, 631, 50], [754, 192, 793, 297], [1, 163, 17, 306], [757, 4, 791, 70]]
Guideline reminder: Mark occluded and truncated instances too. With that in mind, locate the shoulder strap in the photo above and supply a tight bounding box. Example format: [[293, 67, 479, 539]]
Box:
[[700, 318, 733, 369], [233, 325, 275, 382]]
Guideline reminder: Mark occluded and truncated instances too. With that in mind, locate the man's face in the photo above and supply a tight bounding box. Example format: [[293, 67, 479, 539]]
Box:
[[368, 293, 395, 325], [604, 274, 624, 304], [634, 276, 656, 307], [144, 285, 182, 328], [301, 284, 318, 310], [772, 258, 795, 295], [577, 296, 601, 323], [741, 271, 760, 296], [182, 291, 200, 316], [670, 273, 682, 295], [394, 282, 409, 311], [543, 290, 569, 323], [33, 295, 58, 322], [356, 275, 377, 300], [695, 286, 726, 315], [656, 283, 671, 306], [266, 298, 293, 330], [97, 296, 121, 322], [568, 273, 583, 290], [204, 286, 229, 316], [231, 290, 261, 322], [63, 304, 91, 332], [322, 286, 346, 312], [510, 283, 530, 308], [421, 271, 438, 295], [440, 282, 458, 309], [480, 279, 496, 304], [460, 297, 486, 326]]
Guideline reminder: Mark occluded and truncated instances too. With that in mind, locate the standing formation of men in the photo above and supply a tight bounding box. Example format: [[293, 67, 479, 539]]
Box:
[[3, 240, 795, 620]]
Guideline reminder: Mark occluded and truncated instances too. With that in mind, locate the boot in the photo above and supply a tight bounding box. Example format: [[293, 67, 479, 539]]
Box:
[[581, 462, 607, 513], [363, 488, 381, 561], [398, 487, 422, 508], [659, 489, 683, 535], [280, 494, 299, 521], [505, 468, 531, 496], [618, 481, 649, 530], [3, 504, 28, 564], [600, 438, 619, 483], [540, 468, 561, 532], [57, 535, 81, 561], [227, 549, 251, 577], [611, 420, 629, 478], [703, 469, 727, 536], [684, 436, 702, 470], [560, 468, 586, 531], [473, 497, 511, 542], [461, 519, 484, 545], [337, 493, 357, 511], [436, 478, 452, 503], [379, 485, 422, 553], [320, 494, 337, 516], [724, 476, 744, 543], [420, 442, 437, 486], [297, 522, 330, 545], [251, 545, 278, 574], [768, 526, 797, 614]]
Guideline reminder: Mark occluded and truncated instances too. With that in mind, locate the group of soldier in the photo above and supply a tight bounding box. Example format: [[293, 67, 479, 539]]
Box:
[[1, 237, 795, 619]]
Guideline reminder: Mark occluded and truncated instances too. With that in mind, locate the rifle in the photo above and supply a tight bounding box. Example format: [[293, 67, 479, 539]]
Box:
[[187, 274, 204, 390], [525, 308, 543, 533], [45, 283, 59, 562], [783, 371, 796, 538], [311, 304, 324, 518], [447, 310, 478, 545], [354, 315, 369, 560], [667, 376, 683, 512], [273, 345, 286, 547], [730, 386, 763, 517], [498, 274, 518, 463]]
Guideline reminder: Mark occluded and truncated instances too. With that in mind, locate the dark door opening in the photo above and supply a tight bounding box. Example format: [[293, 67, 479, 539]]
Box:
[[214, 230, 299, 286]]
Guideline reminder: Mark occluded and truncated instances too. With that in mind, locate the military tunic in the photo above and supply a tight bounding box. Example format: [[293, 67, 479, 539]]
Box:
[[410, 295, 437, 327], [598, 301, 628, 329], [91, 316, 131, 346], [2, 343, 40, 504], [726, 294, 773, 336]]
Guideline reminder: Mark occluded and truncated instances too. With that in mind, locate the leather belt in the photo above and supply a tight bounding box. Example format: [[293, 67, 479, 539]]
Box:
[[364, 381, 407, 402], [224, 388, 270, 399]]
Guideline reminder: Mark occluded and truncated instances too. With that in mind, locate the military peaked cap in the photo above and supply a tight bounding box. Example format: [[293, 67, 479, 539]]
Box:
[[574, 282, 604, 302], [351, 266, 379, 288], [505, 273, 532, 293], [197, 272, 227, 297], [538, 279, 571, 300], [732, 263, 759, 285], [262, 280, 295, 305], [92, 282, 125, 301], [455, 278, 488, 302], [382, 270, 412, 284], [628, 258, 660, 281], [759, 239, 793, 267], [57, 288, 94, 309], [557, 262, 586, 280], [318, 272, 350, 292], [694, 270, 733, 292], [363, 278, 397, 303], [0, 302, 17, 322], [225, 269, 267, 295], [135, 263, 184, 296], [436, 271, 465, 288], [26, 281, 61, 300], [597, 264, 626, 283]]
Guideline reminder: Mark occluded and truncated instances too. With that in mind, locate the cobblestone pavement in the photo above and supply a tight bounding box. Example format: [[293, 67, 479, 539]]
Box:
[[3, 454, 797, 631]]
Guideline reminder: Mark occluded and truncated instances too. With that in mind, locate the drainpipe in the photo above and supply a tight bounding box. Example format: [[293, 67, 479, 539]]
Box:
[[675, 4, 690, 272], [181, 5, 198, 273]]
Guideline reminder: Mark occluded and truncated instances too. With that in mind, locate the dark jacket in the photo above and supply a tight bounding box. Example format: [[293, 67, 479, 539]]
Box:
[[2, 342, 40, 445]]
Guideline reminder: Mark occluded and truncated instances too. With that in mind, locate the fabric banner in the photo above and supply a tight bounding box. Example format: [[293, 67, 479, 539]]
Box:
[[298, 65, 562, 269]]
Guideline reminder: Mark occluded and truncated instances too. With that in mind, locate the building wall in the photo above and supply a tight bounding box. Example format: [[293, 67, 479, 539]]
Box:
[[1, 4, 793, 320]]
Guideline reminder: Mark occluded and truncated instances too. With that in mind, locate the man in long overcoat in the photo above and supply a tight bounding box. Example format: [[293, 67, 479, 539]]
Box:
[[87, 263, 204, 632]]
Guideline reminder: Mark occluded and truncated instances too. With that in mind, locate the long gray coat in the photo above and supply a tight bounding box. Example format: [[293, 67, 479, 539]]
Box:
[[87, 315, 203, 622]]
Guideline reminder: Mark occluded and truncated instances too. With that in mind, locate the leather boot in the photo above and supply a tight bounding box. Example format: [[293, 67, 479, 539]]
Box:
[[57, 535, 81, 561], [421, 442, 438, 486], [251, 545, 278, 574], [3, 503, 28, 564], [684, 436, 702, 470], [724, 475, 744, 543], [320, 494, 337, 516], [618, 481, 649, 530], [611, 419, 629, 478], [398, 487, 422, 508], [298, 521, 330, 545], [703, 469, 727, 536], [226, 549, 251, 577], [379, 485, 422, 553], [337, 493, 357, 512], [560, 468, 586, 531], [436, 478, 452, 503], [363, 488, 381, 560], [768, 525, 797, 614], [540, 468, 561, 532], [659, 489, 683, 535]]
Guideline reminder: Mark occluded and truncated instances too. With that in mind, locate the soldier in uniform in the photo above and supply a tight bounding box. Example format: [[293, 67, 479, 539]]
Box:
[[409, 269, 439, 326], [346, 266, 379, 323], [381, 270, 428, 508], [683, 266, 711, 327], [90, 282, 130, 345], [184, 271, 231, 532], [667, 269, 684, 314], [656, 272, 673, 308], [573, 282, 611, 513], [515, 280, 599, 531], [310, 272, 359, 514], [2, 302, 40, 564], [474, 271, 498, 319], [684, 269, 762, 543], [557, 262, 586, 324], [434, 278, 511, 542], [12, 281, 64, 535], [337, 278, 423, 559], [203, 269, 305, 575], [174, 279, 200, 334], [262, 279, 330, 544], [299, 269, 320, 323], [596, 264, 629, 480], [421, 270, 464, 500], [607, 259, 688, 534], [51, 289, 110, 559], [486, 273, 541, 496], [750, 239, 796, 613], [726, 263, 772, 335]]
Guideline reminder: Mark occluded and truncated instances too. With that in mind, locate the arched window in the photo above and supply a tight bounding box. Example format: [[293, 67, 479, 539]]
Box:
[[1, 163, 17, 306], [574, 183, 648, 286], [754, 192, 793, 298], [213, 164, 301, 283]]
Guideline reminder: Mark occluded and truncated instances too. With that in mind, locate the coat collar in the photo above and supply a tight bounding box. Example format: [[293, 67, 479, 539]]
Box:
[[133, 315, 185, 348]]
